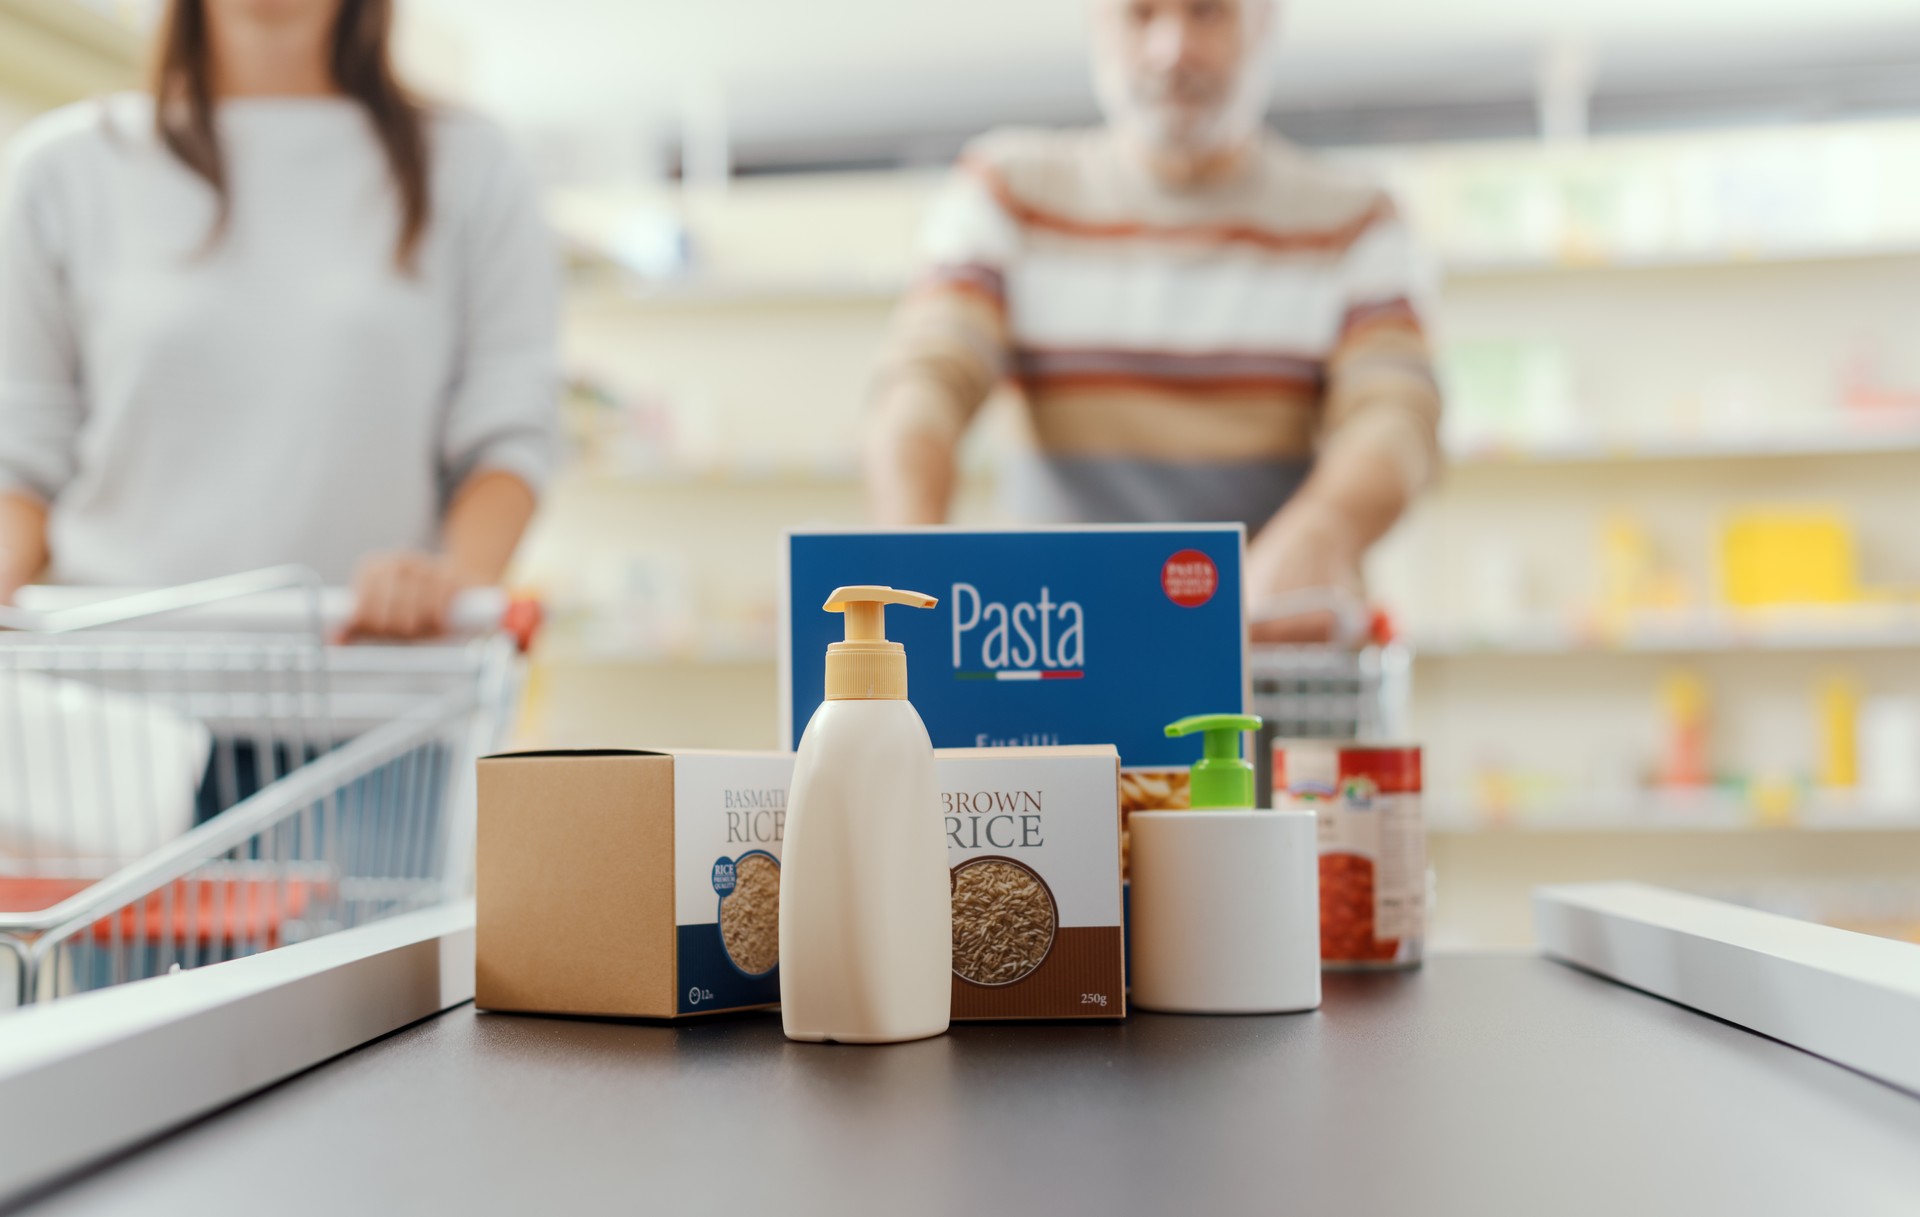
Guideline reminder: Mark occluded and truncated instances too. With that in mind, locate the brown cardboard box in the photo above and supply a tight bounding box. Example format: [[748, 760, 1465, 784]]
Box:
[[476, 749, 793, 1019]]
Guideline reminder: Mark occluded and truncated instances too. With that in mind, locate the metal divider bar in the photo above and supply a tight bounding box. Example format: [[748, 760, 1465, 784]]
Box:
[[0, 900, 475, 1205], [1535, 882, 1920, 1096]]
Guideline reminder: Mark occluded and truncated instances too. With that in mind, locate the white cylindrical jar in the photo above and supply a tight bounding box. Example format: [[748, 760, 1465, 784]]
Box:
[[1128, 808, 1320, 1015]]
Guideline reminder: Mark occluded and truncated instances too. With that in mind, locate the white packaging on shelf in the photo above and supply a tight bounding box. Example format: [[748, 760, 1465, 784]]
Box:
[[1860, 696, 1920, 811]]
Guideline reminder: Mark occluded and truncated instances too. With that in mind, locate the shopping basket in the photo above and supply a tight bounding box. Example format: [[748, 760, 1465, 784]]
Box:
[[0, 567, 529, 1007], [1248, 589, 1412, 795]]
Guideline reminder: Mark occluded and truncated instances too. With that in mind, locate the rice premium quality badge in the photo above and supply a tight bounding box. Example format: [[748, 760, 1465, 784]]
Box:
[[716, 851, 781, 976], [937, 745, 1125, 1020]]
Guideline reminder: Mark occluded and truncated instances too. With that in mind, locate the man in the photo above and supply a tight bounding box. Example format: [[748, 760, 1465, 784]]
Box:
[[865, 0, 1441, 641]]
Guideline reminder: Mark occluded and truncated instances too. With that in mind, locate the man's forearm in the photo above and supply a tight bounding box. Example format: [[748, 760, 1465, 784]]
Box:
[[442, 469, 537, 585], [1247, 410, 1426, 609], [861, 265, 1007, 526], [1257, 433, 1409, 565], [864, 385, 963, 526], [0, 491, 49, 601]]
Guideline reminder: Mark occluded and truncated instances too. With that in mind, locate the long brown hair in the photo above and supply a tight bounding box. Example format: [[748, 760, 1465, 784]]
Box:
[[151, 0, 431, 270]]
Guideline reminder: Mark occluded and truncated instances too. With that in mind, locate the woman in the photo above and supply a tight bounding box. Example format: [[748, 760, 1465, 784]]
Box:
[[0, 0, 557, 638]]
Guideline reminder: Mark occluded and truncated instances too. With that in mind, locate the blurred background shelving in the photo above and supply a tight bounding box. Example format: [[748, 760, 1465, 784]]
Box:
[[503, 5, 1920, 949], [1428, 792, 1920, 834], [8, 0, 1920, 947], [1411, 610, 1920, 656], [0, 0, 137, 126], [1446, 429, 1920, 466]]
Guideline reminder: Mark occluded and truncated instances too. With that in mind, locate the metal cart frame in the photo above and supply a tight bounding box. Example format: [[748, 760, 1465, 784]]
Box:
[[0, 568, 521, 1007]]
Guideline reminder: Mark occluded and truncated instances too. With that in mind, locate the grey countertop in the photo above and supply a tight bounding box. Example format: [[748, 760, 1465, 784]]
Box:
[[18, 954, 1920, 1217]]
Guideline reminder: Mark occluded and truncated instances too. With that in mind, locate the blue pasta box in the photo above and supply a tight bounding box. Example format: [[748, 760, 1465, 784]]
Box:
[[781, 526, 1250, 868]]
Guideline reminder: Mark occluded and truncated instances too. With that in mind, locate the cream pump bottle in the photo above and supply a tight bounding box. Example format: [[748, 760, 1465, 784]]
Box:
[[779, 585, 952, 1044]]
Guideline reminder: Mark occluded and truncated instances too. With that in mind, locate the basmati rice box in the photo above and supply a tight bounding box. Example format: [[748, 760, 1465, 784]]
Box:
[[476, 748, 794, 1019], [940, 745, 1124, 1020]]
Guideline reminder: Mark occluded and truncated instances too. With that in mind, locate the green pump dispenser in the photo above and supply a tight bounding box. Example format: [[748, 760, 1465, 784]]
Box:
[[1164, 713, 1265, 809]]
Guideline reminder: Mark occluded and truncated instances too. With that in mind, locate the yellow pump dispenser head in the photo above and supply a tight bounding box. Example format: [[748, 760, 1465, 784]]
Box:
[[823, 585, 937, 701]]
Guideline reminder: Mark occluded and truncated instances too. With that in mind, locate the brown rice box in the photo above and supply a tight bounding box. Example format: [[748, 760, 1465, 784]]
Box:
[[939, 746, 1125, 1020]]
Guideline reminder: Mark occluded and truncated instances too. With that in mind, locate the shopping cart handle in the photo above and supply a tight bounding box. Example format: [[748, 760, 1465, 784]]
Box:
[[3, 567, 326, 635], [389, 588, 541, 649], [11, 574, 542, 648]]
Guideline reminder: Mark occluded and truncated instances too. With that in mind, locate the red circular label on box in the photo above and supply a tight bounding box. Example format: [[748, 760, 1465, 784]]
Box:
[[1161, 549, 1219, 608]]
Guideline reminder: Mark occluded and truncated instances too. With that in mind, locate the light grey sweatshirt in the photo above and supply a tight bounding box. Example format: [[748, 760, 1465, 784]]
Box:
[[0, 94, 559, 586]]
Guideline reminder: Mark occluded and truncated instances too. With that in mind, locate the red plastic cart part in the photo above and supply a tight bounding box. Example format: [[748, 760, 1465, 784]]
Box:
[[0, 876, 326, 946], [501, 596, 543, 653]]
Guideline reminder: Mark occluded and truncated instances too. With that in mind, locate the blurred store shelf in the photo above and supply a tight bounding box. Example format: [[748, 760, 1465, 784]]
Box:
[[1441, 241, 1920, 280], [1446, 427, 1920, 468], [578, 247, 1920, 312], [1412, 609, 1920, 658], [573, 245, 1920, 310], [1429, 791, 1920, 834], [0, 0, 139, 110]]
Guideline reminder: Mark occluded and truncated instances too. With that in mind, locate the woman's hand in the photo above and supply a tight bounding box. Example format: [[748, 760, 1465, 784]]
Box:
[[0, 493, 49, 606], [340, 472, 535, 642], [343, 551, 474, 641], [0, 557, 34, 607]]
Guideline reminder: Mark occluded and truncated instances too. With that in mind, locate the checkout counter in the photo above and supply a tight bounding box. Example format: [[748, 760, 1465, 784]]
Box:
[[2, 886, 1918, 1216]]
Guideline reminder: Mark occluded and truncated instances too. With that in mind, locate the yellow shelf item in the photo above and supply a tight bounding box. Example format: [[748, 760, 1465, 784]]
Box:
[[1819, 675, 1860, 790], [1721, 509, 1859, 608]]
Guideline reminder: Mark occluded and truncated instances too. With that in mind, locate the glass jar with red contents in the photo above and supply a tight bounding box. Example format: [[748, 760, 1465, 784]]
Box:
[[1273, 742, 1424, 970]]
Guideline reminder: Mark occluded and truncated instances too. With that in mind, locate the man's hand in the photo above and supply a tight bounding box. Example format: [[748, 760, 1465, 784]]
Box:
[[343, 551, 473, 641], [1246, 499, 1366, 644]]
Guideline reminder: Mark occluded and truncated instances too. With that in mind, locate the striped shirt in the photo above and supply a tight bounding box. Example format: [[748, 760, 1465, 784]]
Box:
[[873, 127, 1441, 532]]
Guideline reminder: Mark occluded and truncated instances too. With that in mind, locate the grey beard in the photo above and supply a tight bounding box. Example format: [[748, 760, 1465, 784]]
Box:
[[1091, 61, 1272, 159]]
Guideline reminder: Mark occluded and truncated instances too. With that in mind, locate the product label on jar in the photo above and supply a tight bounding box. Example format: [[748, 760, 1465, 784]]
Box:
[[1317, 781, 1423, 941], [1276, 743, 1424, 964]]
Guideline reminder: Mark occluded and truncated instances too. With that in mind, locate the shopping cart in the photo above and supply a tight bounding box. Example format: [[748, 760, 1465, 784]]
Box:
[[1248, 589, 1412, 796], [0, 567, 530, 1007]]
